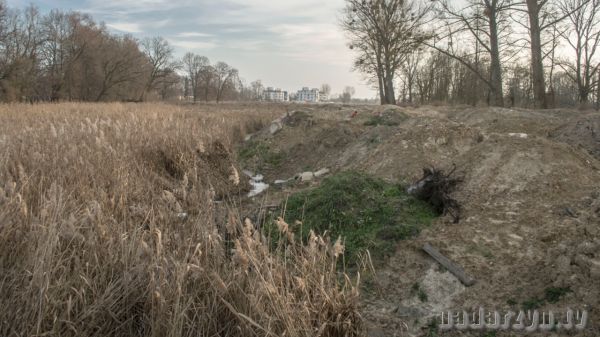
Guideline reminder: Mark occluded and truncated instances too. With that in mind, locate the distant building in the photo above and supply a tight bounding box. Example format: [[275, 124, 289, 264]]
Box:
[[263, 87, 288, 102], [296, 87, 320, 102]]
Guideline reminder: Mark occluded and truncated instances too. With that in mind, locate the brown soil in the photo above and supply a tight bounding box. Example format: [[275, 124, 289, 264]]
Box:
[[551, 113, 600, 160], [237, 105, 600, 337]]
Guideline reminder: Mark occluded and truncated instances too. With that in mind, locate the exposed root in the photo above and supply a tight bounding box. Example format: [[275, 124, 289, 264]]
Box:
[[408, 165, 462, 223]]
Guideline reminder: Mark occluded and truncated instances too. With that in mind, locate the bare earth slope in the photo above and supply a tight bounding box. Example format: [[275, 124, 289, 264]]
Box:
[[240, 105, 600, 337]]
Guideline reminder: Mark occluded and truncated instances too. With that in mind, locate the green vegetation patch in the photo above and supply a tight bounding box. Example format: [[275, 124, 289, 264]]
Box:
[[544, 286, 571, 303], [238, 140, 286, 171], [412, 282, 429, 302], [520, 286, 571, 310], [363, 110, 408, 127], [279, 171, 436, 264], [364, 115, 400, 126]]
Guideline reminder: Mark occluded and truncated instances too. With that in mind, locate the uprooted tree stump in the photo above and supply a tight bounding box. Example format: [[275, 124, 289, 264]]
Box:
[[407, 166, 462, 223]]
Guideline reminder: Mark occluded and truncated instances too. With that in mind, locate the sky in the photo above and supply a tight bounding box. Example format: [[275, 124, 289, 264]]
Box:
[[8, 0, 376, 98]]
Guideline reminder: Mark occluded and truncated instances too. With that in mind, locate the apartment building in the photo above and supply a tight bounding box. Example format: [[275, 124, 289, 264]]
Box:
[[296, 87, 320, 102], [263, 87, 289, 102]]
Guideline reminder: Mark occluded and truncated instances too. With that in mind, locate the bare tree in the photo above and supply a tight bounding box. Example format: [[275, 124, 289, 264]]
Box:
[[0, 4, 44, 101], [341, 0, 430, 105], [198, 63, 215, 102], [95, 35, 146, 101], [508, 0, 593, 108], [557, 0, 600, 103], [320, 83, 331, 97], [182, 52, 209, 102], [39, 10, 90, 101], [400, 51, 423, 103], [429, 0, 516, 106], [342, 86, 355, 103], [250, 80, 264, 100], [139, 36, 178, 101], [214, 61, 238, 103]]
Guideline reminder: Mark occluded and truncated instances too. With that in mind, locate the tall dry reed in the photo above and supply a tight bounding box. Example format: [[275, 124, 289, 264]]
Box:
[[0, 102, 363, 337]]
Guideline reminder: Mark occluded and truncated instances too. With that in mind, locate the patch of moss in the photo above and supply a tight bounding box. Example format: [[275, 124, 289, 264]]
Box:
[[276, 171, 436, 264], [418, 288, 428, 302], [238, 140, 286, 171], [522, 297, 544, 311], [411, 282, 428, 302], [364, 115, 400, 126], [521, 286, 571, 310], [544, 286, 571, 303], [425, 319, 439, 337]]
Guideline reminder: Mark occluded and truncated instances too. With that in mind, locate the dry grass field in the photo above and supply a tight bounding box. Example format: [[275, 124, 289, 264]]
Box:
[[0, 103, 363, 337]]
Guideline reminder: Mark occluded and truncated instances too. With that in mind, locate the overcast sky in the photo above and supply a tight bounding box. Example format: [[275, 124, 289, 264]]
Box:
[[8, 0, 376, 98]]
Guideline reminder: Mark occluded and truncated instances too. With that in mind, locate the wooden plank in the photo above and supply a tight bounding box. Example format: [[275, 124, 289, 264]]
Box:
[[423, 243, 476, 287]]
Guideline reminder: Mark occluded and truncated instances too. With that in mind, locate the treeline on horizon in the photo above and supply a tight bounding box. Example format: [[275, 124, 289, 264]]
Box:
[[1, 0, 599, 108], [342, 0, 600, 109], [0, 1, 255, 103], [0, 1, 369, 105]]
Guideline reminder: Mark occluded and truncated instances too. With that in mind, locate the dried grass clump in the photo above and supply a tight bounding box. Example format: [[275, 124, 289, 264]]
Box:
[[0, 103, 363, 337]]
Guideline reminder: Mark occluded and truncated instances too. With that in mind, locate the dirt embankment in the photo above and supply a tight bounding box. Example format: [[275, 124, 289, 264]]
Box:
[[238, 105, 600, 337]]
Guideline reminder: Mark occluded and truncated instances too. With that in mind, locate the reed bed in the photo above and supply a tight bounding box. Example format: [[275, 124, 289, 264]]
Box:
[[0, 102, 363, 337]]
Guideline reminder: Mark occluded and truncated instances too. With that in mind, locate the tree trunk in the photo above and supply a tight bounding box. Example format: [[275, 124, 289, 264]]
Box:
[[526, 0, 547, 109], [408, 83, 413, 103], [378, 72, 386, 105], [580, 87, 589, 103], [386, 75, 396, 105], [382, 59, 396, 105], [488, 4, 504, 107], [596, 71, 600, 110]]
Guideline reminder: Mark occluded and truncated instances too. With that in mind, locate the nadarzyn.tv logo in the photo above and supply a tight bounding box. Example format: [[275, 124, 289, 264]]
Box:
[[438, 308, 588, 332]]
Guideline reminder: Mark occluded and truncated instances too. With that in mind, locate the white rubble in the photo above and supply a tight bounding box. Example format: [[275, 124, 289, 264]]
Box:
[[299, 172, 315, 182], [270, 121, 283, 135], [314, 168, 330, 178], [247, 173, 269, 197], [508, 133, 528, 139]]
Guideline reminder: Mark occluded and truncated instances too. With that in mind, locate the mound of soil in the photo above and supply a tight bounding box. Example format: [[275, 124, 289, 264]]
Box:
[[551, 114, 600, 160], [237, 104, 600, 336], [366, 105, 410, 126], [281, 110, 313, 127]]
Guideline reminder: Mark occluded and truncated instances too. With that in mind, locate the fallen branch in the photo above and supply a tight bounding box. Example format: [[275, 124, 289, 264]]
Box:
[[423, 243, 476, 286]]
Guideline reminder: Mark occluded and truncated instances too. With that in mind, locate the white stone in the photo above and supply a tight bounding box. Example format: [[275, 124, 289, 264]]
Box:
[[299, 172, 315, 182], [274, 178, 293, 185], [270, 121, 283, 135], [314, 168, 330, 178], [248, 181, 269, 197]]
